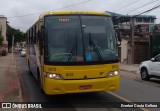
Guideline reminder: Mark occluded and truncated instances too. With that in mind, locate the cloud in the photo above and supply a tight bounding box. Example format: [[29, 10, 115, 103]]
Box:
[[0, 0, 160, 32]]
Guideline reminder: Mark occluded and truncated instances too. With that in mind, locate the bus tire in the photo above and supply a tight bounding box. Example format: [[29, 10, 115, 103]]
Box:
[[37, 68, 45, 94], [28, 60, 32, 75]]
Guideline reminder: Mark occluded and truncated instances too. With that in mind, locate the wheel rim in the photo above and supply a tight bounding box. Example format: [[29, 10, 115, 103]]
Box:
[[142, 70, 147, 79]]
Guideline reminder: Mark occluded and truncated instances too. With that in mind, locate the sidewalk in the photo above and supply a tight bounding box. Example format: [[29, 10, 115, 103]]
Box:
[[120, 63, 141, 79], [120, 63, 140, 74], [0, 53, 23, 109]]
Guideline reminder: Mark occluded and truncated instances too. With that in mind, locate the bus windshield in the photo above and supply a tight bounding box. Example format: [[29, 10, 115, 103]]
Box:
[[44, 15, 118, 64]]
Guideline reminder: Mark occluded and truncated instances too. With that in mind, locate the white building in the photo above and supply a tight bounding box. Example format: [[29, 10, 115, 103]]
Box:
[[0, 15, 8, 51]]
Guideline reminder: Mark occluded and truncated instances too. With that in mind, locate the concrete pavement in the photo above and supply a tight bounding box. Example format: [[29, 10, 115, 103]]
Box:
[[120, 63, 140, 79], [120, 63, 140, 74], [0, 53, 23, 110]]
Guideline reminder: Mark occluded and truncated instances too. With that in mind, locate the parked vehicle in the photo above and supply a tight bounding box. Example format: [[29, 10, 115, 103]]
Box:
[[20, 48, 26, 57], [140, 54, 160, 80], [16, 47, 22, 51]]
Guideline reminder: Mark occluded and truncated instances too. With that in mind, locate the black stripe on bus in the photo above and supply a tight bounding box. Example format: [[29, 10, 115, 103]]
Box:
[[44, 59, 119, 66]]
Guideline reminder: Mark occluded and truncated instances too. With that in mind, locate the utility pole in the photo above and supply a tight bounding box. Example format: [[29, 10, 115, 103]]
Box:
[[128, 17, 135, 64], [131, 17, 135, 46], [12, 35, 14, 64], [131, 17, 135, 64]]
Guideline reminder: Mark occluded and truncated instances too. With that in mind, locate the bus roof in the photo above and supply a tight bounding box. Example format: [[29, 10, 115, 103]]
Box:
[[26, 11, 111, 32], [40, 11, 111, 18]]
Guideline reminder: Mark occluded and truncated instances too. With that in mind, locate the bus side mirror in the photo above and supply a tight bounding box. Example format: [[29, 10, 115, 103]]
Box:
[[116, 30, 122, 46]]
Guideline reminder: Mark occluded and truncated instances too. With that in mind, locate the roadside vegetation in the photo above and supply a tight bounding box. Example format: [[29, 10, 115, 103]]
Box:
[[7, 25, 25, 51]]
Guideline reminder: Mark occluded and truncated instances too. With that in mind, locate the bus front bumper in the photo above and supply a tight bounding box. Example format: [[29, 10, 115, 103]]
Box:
[[43, 75, 120, 95]]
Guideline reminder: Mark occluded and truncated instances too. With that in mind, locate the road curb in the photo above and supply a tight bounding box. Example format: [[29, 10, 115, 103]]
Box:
[[14, 54, 27, 111], [120, 69, 139, 74], [120, 69, 140, 79], [14, 54, 23, 101]]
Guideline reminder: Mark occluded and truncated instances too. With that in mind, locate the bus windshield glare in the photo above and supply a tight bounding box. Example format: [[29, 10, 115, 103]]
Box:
[[44, 15, 118, 64]]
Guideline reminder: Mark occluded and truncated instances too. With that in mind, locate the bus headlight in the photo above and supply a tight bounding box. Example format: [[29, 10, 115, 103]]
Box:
[[107, 70, 120, 77], [44, 72, 63, 80]]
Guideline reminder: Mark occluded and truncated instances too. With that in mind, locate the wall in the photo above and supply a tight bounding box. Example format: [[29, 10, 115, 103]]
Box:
[[134, 42, 150, 63], [120, 39, 128, 63], [0, 16, 7, 44], [0, 16, 8, 52]]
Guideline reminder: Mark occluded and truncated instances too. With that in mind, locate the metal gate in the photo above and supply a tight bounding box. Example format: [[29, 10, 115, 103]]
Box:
[[134, 42, 150, 64]]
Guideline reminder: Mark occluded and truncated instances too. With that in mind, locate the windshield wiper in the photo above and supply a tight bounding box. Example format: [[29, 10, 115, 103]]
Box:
[[89, 33, 103, 62], [68, 43, 76, 61], [68, 35, 78, 61]]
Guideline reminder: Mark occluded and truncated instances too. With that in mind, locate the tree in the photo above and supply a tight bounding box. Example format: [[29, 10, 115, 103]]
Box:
[[0, 30, 4, 46], [7, 25, 25, 49]]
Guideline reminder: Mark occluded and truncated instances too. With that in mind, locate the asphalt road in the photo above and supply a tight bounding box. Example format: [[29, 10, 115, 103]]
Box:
[[15, 52, 160, 111], [115, 71, 160, 102]]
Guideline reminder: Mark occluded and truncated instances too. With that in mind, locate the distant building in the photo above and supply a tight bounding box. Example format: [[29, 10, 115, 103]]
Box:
[[107, 11, 156, 34], [0, 15, 8, 52], [106, 11, 156, 63]]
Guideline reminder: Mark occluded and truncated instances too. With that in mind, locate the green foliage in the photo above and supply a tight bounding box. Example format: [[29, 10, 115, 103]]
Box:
[[7, 25, 25, 49], [0, 30, 4, 46]]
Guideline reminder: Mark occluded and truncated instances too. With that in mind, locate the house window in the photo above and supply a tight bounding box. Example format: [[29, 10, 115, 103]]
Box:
[[151, 19, 154, 23], [143, 18, 150, 23], [136, 18, 143, 23]]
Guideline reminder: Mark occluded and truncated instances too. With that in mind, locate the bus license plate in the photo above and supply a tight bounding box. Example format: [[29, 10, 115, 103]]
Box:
[[80, 85, 92, 90]]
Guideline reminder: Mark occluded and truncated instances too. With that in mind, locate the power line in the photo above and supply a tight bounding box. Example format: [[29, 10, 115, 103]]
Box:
[[112, 2, 160, 24], [108, 0, 160, 17], [51, 0, 92, 11], [134, 2, 160, 17], [13, 27, 28, 29], [139, 1, 160, 16], [7, 0, 92, 19], [7, 13, 40, 18], [126, 0, 160, 15], [106, 0, 126, 10], [112, 0, 141, 12]]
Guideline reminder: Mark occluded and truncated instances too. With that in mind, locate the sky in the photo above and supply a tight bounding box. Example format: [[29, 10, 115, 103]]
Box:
[[1, 0, 160, 32]]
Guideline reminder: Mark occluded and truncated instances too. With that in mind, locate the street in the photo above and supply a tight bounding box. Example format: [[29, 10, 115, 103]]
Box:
[[115, 71, 160, 102], [14, 52, 160, 111], [1, 0, 160, 111]]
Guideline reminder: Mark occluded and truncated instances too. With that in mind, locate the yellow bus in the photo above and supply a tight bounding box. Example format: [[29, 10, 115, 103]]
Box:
[[26, 11, 121, 95]]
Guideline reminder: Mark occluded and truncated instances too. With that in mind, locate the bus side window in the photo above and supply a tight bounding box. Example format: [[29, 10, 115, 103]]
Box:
[[38, 29, 44, 55]]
